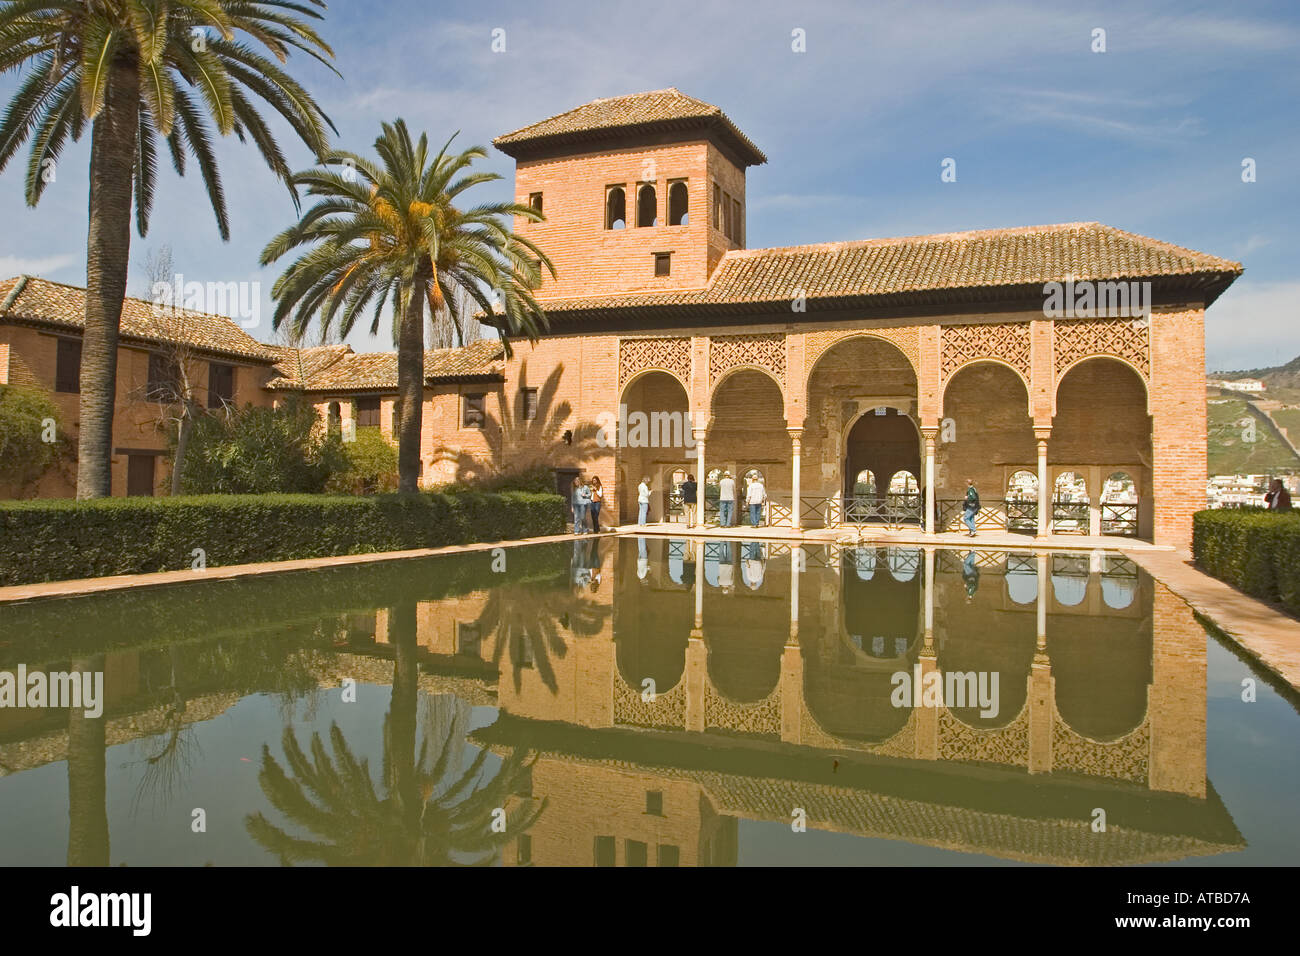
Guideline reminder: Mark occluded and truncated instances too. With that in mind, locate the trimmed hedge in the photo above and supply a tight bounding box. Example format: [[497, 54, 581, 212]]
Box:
[[1192, 508, 1300, 614], [0, 491, 565, 586]]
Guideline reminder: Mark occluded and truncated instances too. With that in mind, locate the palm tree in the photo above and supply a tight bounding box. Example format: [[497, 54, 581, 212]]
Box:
[[0, 1, 337, 498], [261, 119, 555, 492]]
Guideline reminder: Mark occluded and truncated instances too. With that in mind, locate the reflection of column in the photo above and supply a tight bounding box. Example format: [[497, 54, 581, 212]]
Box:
[[1028, 552, 1052, 773], [790, 547, 801, 641], [693, 428, 707, 530], [789, 428, 803, 531], [922, 428, 938, 535], [694, 544, 705, 629], [685, 635, 706, 733], [923, 546, 935, 651], [779, 643, 804, 745], [1149, 584, 1206, 796], [1035, 428, 1051, 537]]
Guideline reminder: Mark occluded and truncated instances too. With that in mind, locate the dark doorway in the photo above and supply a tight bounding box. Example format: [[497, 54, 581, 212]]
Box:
[[845, 408, 922, 524], [127, 455, 156, 497]]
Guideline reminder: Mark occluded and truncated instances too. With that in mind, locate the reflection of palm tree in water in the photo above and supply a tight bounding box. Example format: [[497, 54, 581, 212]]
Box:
[[67, 655, 109, 866], [246, 602, 544, 865], [472, 571, 611, 693]]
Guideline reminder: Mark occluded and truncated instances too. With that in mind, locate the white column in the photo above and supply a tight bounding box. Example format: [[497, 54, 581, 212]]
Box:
[[693, 428, 707, 530], [923, 430, 937, 535], [789, 428, 803, 531], [1036, 431, 1051, 538]]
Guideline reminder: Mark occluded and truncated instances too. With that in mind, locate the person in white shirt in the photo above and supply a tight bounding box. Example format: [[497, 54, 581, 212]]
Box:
[[746, 476, 767, 527], [637, 476, 652, 525], [718, 472, 736, 527]]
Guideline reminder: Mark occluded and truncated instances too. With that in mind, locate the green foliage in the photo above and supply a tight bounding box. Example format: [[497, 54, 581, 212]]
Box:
[[325, 427, 400, 494], [433, 464, 557, 495], [1206, 399, 1300, 474], [180, 400, 346, 494], [0, 491, 565, 586], [0, 384, 70, 494], [1193, 508, 1300, 615]]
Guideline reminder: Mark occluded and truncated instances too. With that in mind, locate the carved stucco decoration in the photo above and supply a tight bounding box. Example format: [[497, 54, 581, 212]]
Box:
[[708, 332, 787, 387], [804, 327, 921, 379], [1053, 317, 1151, 379], [1051, 709, 1150, 784], [619, 336, 692, 390], [613, 674, 687, 730], [704, 684, 783, 737], [940, 321, 1032, 381], [937, 702, 1031, 767]]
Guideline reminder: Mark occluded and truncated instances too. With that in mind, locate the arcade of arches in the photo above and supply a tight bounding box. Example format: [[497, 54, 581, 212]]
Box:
[[607, 317, 1173, 542]]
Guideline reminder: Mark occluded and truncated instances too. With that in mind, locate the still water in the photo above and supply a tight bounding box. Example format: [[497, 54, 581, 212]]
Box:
[[1, 536, 1297, 866]]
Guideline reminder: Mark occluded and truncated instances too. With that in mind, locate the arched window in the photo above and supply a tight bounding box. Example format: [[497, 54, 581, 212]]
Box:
[[1102, 471, 1136, 503], [668, 181, 688, 225], [605, 186, 626, 230], [1054, 471, 1089, 502], [888, 471, 919, 496], [853, 469, 876, 496], [327, 401, 341, 435], [637, 183, 657, 227], [1006, 469, 1038, 501]]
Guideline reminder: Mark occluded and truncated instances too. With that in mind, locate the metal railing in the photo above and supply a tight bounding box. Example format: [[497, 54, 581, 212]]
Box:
[[1051, 499, 1090, 534], [1101, 502, 1139, 537], [843, 493, 924, 528]]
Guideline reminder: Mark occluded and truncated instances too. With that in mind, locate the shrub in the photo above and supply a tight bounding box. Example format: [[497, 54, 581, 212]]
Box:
[[180, 398, 346, 494], [0, 490, 565, 586], [1192, 508, 1300, 615], [430, 464, 559, 495], [0, 384, 72, 495], [324, 427, 400, 495]]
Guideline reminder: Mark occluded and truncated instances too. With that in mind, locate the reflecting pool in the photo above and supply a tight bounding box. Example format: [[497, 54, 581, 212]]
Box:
[[1, 536, 1297, 866]]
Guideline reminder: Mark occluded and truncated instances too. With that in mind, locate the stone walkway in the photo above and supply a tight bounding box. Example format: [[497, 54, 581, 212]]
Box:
[[0, 531, 614, 606], [1124, 549, 1300, 692]]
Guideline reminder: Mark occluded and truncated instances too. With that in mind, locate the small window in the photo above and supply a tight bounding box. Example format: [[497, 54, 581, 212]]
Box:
[[457, 621, 481, 657], [636, 183, 657, 227], [605, 186, 626, 230], [462, 392, 486, 428], [390, 397, 402, 434], [657, 844, 680, 867], [668, 180, 688, 226], [732, 197, 743, 244], [654, 252, 671, 277], [713, 183, 722, 229], [147, 353, 179, 401], [207, 362, 234, 408], [517, 834, 533, 866], [594, 836, 616, 867], [126, 454, 156, 497], [55, 338, 81, 393], [645, 791, 664, 816], [356, 396, 381, 427], [528, 192, 542, 214], [723, 193, 734, 240], [626, 840, 648, 867], [521, 387, 538, 421]]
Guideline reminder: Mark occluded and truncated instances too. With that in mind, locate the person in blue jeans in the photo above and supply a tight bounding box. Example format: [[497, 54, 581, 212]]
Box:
[[589, 475, 604, 532], [962, 478, 980, 537], [718, 472, 736, 527], [571, 476, 590, 534], [637, 476, 651, 525]]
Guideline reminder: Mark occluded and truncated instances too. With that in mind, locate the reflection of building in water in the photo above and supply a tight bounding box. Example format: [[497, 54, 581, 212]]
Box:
[[478, 539, 1240, 865]]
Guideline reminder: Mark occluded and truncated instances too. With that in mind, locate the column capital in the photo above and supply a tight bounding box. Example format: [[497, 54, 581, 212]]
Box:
[[920, 424, 940, 439], [786, 426, 804, 441], [691, 426, 708, 443], [1033, 426, 1052, 443]]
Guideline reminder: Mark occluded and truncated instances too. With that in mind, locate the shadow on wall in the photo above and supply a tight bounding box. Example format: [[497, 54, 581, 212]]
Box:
[[432, 363, 605, 485]]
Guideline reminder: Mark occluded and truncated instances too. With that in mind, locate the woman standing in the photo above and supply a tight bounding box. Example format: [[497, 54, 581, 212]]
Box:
[[572, 476, 591, 534], [638, 476, 652, 525], [589, 476, 605, 532]]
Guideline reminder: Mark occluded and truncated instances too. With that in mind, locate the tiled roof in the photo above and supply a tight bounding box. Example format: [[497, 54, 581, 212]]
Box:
[[494, 88, 767, 166], [0, 275, 279, 362], [265, 344, 352, 389], [524, 222, 1243, 319], [270, 338, 505, 393]]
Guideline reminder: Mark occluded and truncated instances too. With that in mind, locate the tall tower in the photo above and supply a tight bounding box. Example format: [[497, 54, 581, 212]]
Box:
[[493, 89, 766, 301]]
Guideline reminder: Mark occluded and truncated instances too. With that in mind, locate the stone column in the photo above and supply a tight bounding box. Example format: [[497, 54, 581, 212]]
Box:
[[922, 427, 938, 535], [788, 427, 803, 531], [1088, 465, 1103, 537], [692, 427, 708, 530], [1035, 428, 1051, 538]]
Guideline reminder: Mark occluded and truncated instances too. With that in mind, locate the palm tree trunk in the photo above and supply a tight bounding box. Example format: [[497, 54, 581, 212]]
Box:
[[396, 268, 428, 493], [77, 62, 140, 499], [67, 654, 110, 866]]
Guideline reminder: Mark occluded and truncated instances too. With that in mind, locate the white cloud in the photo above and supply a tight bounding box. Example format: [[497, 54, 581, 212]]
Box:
[[0, 253, 76, 277], [1205, 279, 1300, 371]]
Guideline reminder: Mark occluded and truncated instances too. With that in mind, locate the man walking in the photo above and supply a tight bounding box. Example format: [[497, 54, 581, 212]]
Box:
[[681, 473, 698, 526], [638, 476, 652, 525], [963, 477, 980, 537], [718, 471, 736, 527], [746, 473, 767, 527]]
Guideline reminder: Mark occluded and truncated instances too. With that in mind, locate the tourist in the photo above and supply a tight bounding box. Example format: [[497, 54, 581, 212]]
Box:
[[572, 476, 590, 534], [681, 473, 698, 526], [589, 475, 605, 531], [746, 473, 767, 527], [962, 549, 980, 599], [638, 475, 652, 525], [963, 478, 980, 537], [1265, 478, 1292, 511], [719, 471, 736, 527]]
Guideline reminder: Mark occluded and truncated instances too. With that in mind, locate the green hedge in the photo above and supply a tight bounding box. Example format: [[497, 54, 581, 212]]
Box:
[[1192, 508, 1300, 614], [0, 491, 565, 586]]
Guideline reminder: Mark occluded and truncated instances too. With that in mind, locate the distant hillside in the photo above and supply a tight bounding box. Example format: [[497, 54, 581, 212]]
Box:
[[1207, 398, 1300, 474], [1215, 354, 1300, 391]]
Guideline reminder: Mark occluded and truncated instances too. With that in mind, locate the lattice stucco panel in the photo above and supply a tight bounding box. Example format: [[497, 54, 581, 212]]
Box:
[[1051, 708, 1150, 784], [619, 336, 692, 389], [613, 676, 687, 730], [1052, 318, 1150, 378], [704, 684, 783, 737], [937, 704, 1031, 767], [708, 332, 786, 387], [940, 322, 1032, 380]]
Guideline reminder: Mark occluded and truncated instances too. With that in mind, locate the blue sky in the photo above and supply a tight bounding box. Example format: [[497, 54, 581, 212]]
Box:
[[1, 0, 1296, 370]]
